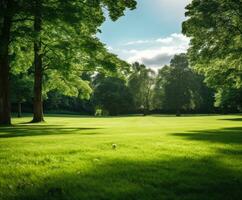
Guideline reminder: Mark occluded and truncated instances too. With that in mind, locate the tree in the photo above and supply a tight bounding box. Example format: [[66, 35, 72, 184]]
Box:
[[152, 66, 169, 111], [182, 0, 242, 110], [44, 90, 94, 115], [128, 62, 155, 115], [192, 75, 215, 113], [30, 0, 137, 122], [93, 76, 133, 116], [10, 73, 33, 117], [0, 0, 15, 125], [0, 0, 33, 125], [0, 0, 137, 124], [215, 87, 242, 113], [157, 54, 197, 116]]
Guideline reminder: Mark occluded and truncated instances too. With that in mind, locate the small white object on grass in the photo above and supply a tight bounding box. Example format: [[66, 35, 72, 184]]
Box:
[[112, 144, 117, 150]]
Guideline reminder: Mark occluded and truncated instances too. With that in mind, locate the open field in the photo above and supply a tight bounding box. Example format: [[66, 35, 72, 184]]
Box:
[[0, 115, 242, 200]]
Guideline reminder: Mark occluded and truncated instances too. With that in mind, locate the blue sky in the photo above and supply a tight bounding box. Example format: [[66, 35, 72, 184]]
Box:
[[98, 0, 191, 69]]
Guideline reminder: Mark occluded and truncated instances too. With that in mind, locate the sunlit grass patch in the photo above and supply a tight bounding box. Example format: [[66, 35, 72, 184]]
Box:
[[0, 115, 242, 200]]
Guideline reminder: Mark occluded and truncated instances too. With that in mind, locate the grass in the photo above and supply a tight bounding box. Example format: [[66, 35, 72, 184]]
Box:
[[0, 114, 242, 200]]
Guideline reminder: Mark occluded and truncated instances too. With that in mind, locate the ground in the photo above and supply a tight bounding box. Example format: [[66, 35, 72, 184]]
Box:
[[0, 115, 242, 200]]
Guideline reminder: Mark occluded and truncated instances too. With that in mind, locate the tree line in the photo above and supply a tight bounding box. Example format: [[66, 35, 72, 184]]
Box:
[[92, 54, 216, 116], [11, 52, 241, 117]]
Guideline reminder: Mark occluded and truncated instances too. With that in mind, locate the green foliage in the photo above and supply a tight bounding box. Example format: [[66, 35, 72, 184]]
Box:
[[158, 54, 195, 114], [2, 0, 137, 122], [10, 33, 33, 75], [36, 0, 137, 104], [94, 108, 103, 117], [101, 0, 137, 21], [192, 74, 215, 113], [10, 73, 33, 103], [215, 87, 242, 112], [128, 62, 155, 113], [182, 0, 242, 108], [153, 54, 214, 114], [93, 76, 133, 116], [43, 90, 94, 114], [44, 71, 92, 100]]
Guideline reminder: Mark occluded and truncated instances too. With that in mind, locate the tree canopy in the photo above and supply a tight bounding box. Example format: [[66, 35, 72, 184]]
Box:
[[0, 0, 137, 124], [182, 0, 242, 110]]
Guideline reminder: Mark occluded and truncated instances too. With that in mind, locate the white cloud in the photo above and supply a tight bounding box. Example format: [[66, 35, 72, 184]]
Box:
[[124, 40, 151, 46], [112, 33, 190, 68], [107, 46, 113, 51], [156, 37, 173, 44], [126, 45, 187, 67], [123, 33, 189, 47]]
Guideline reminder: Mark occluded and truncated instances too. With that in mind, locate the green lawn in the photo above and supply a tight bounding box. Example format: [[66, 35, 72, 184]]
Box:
[[0, 115, 242, 200]]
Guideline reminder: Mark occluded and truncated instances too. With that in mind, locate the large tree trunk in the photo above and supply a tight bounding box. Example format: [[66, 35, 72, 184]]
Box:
[[32, 0, 44, 123], [0, 1, 13, 125]]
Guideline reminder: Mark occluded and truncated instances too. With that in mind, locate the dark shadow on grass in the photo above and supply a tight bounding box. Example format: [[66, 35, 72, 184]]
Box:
[[17, 121, 45, 125], [5, 157, 242, 200], [150, 114, 222, 117], [0, 125, 102, 138], [172, 127, 242, 144], [219, 117, 242, 122], [218, 148, 242, 156]]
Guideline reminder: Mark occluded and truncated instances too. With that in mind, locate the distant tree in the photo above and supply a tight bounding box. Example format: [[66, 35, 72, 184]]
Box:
[[44, 90, 94, 115], [192, 75, 215, 113], [215, 87, 242, 113], [152, 66, 169, 111], [153, 54, 215, 115], [157, 54, 196, 116], [93, 76, 133, 116], [128, 62, 155, 115], [10, 73, 33, 117]]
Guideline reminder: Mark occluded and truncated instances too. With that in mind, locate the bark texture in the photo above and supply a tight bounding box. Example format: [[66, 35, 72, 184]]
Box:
[[32, 0, 44, 122], [0, 0, 13, 125]]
